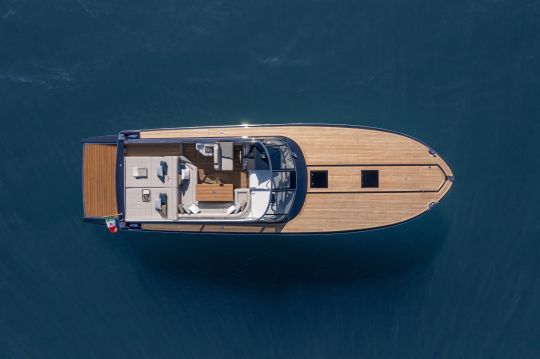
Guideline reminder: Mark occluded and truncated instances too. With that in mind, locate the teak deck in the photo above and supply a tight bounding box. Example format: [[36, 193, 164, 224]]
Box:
[[83, 144, 117, 218], [135, 125, 454, 233]]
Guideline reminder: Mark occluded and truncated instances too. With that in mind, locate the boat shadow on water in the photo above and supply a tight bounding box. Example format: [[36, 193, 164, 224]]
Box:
[[127, 212, 448, 290]]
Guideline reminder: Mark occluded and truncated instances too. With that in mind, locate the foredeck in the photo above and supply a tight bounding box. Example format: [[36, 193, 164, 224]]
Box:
[[138, 125, 454, 233], [83, 144, 118, 218]]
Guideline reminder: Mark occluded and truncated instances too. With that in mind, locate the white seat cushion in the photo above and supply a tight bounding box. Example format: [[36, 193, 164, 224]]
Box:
[[226, 204, 237, 215], [188, 204, 201, 214], [235, 198, 248, 214], [132, 167, 148, 178], [181, 167, 190, 181]]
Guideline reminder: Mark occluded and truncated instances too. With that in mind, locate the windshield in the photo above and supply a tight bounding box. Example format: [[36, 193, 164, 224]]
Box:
[[256, 138, 299, 222]]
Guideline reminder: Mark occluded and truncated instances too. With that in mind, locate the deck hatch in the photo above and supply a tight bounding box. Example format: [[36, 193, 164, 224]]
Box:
[[361, 170, 379, 188], [310, 170, 328, 188]]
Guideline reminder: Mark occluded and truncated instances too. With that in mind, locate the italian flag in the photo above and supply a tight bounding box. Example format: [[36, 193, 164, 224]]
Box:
[[105, 217, 118, 233]]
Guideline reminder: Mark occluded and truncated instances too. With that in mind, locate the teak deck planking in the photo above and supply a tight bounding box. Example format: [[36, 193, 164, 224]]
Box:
[[136, 125, 454, 233], [83, 144, 117, 218], [307, 165, 446, 193]]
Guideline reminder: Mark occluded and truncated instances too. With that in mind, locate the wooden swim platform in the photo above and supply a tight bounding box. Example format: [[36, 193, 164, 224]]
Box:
[[137, 125, 454, 233], [83, 144, 117, 218]]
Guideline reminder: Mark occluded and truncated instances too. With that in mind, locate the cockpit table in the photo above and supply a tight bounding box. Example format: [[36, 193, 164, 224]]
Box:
[[196, 183, 234, 202]]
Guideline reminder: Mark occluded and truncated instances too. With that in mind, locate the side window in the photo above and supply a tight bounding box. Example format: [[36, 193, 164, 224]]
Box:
[[361, 170, 379, 188]]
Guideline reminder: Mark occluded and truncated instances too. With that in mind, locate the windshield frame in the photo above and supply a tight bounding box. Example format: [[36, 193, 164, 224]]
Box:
[[255, 137, 305, 223]]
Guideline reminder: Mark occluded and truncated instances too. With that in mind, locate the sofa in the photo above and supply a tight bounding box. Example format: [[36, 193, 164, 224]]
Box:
[[178, 188, 251, 219]]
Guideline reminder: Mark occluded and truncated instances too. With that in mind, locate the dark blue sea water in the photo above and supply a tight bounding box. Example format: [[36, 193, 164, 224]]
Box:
[[1, 1, 539, 358]]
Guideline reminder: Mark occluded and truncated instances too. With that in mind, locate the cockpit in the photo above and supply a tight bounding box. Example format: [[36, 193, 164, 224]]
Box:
[[122, 137, 305, 224]]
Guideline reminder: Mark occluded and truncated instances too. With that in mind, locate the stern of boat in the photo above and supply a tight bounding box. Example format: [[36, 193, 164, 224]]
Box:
[[81, 135, 120, 223]]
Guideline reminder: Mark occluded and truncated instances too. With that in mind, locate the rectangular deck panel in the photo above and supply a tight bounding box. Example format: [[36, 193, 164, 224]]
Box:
[[83, 144, 118, 218]]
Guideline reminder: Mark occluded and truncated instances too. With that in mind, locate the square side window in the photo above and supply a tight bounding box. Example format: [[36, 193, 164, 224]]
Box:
[[361, 170, 379, 188], [310, 170, 328, 188]]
